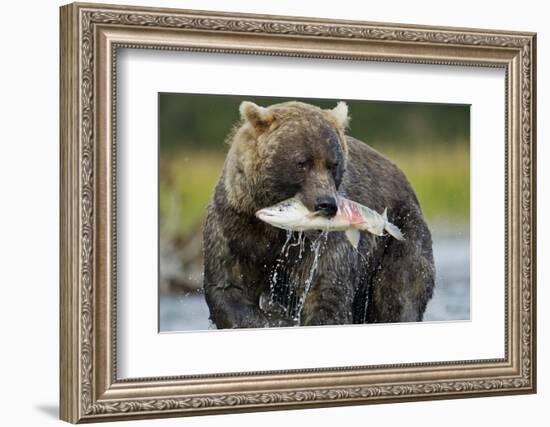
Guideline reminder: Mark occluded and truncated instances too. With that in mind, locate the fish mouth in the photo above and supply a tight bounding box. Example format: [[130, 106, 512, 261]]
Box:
[[255, 209, 274, 218]]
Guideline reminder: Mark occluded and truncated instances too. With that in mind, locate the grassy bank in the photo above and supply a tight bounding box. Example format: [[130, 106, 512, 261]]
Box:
[[381, 143, 469, 223], [159, 151, 225, 239]]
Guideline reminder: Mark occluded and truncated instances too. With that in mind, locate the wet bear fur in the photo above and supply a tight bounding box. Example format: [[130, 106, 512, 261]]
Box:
[[203, 100, 435, 328]]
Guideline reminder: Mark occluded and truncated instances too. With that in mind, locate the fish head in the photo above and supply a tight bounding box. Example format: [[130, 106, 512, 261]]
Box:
[[255, 198, 310, 230]]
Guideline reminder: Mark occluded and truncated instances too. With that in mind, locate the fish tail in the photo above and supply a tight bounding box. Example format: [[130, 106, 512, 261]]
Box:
[[383, 208, 405, 241], [385, 222, 405, 241]]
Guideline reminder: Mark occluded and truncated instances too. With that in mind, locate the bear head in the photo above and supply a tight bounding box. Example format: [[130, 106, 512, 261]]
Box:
[[224, 100, 350, 216]]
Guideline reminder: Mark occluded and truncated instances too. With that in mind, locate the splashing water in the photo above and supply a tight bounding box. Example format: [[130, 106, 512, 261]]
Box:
[[354, 244, 371, 323], [298, 233, 306, 259], [285, 231, 303, 257], [263, 227, 375, 326], [264, 229, 332, 326], [267, 230, 293, 310], [294, 231, 328, 323]]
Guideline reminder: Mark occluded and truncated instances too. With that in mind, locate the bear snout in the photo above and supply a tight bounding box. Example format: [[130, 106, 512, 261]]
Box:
[[315, 195, 338, 218]]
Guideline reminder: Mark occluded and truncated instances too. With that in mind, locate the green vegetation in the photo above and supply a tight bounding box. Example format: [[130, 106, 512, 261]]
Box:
[[381, 144, 469, 222], [160, 94, 469, 150], [159, 93, 470, 239], [159, 151, 225, 239]]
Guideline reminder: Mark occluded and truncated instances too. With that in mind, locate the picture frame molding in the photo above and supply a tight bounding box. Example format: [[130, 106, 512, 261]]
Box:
[[59, 2, 536, 423]]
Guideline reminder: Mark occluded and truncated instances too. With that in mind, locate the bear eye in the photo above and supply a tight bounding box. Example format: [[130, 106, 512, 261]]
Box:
[[327, 161, 338, 171], [296, 160, 308, 170]]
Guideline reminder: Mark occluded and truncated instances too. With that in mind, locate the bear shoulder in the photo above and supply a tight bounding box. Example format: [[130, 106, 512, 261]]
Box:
[[342, 135, 420, 211]]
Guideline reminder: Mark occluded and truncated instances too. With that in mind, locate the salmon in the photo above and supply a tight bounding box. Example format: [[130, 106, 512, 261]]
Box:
[[255, 196, 404, 248]]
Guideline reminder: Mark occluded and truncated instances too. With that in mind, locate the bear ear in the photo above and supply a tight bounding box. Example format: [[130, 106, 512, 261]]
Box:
[[239, 101, 275, 133], [325, 101, 350, 130]]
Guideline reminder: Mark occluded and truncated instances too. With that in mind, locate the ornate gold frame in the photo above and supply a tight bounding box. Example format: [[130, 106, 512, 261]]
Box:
[[59, 2, 537, 423]]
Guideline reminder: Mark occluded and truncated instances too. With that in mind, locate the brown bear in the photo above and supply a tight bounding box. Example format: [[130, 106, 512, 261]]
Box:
[[203, 100, 435, 328]]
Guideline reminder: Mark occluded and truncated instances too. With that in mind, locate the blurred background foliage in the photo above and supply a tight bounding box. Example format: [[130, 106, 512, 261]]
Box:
[[161, 95, 470, 151], [160, 93, 470, 243]]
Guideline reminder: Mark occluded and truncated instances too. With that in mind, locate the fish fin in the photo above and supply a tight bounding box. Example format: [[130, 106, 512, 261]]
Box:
[[382, 207, 388, 221], [345, 229, 361, 249], [385, 222, 405, 241]]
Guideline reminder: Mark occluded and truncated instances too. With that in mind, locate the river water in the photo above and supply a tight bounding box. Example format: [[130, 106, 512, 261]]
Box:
[[159, 236, 470, 332]]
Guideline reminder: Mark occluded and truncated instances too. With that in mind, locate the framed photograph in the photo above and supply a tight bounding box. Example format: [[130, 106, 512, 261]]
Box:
[[59, 2, 537, 423]]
